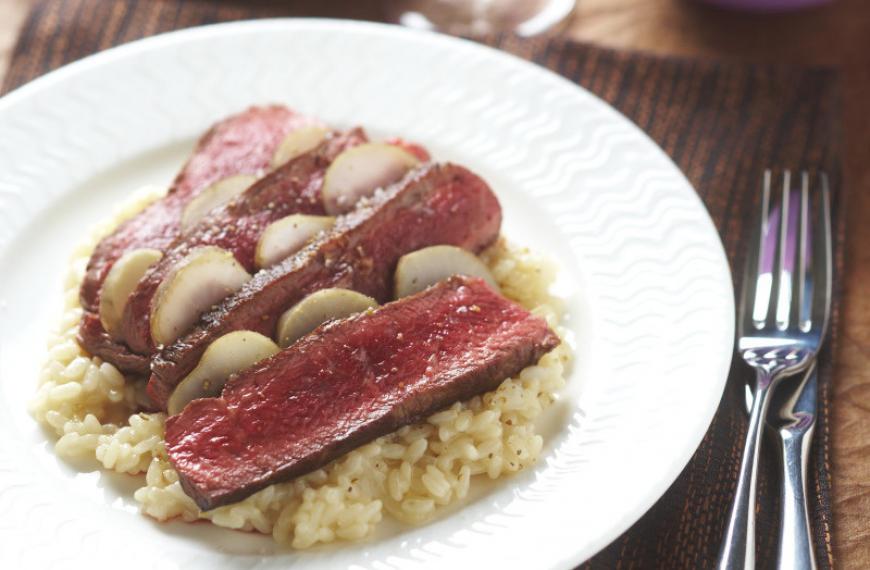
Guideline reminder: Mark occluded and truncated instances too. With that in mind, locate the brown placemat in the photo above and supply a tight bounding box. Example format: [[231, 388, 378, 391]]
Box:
[[2, 1, 843, 568]]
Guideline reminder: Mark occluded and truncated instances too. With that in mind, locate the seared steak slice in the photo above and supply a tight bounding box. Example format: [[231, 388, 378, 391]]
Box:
[[80, 106, 312, 313], [165, 276, 560, 510], [78, 106, 314, 371], [78, 312, 150, 374], [148, 163, 502, 409], [119, 129, 367, 354]]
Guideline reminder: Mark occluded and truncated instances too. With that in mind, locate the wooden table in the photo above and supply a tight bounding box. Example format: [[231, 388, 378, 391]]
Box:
[[1, 0, 867, 565]]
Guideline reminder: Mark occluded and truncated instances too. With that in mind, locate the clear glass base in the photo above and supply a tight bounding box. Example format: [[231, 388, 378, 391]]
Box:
[[384, 0, 577, 36]]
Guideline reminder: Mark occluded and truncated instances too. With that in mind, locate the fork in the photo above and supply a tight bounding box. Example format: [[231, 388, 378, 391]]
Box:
[[773, 359, 820, 570], [716, 170, 832, 570], [745, 364, 823, 570]]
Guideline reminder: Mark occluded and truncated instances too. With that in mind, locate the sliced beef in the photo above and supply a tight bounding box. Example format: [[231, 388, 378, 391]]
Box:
[[118, 129, 368, 354], [165, 275, 560, 510], [148, 163, 503, 409], [78, 312, 150, 374], [78, 106, 314, 371], [80, 106, 313, 312]]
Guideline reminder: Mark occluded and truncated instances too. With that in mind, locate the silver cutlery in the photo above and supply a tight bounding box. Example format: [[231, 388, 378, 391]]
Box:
[[717, 170, 832, 570], [744, 363, 821, 570], [772, 359, 820, 570]]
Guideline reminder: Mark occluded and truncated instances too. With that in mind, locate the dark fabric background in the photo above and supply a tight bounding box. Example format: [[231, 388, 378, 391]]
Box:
[[2, 1, 843, 568]]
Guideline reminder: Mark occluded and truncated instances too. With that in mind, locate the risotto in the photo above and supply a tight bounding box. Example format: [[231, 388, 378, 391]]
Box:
[[29, 188, 571, 549]]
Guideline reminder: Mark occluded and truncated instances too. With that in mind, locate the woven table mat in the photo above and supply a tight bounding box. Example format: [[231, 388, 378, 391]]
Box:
[[2, 1, 844, 568]]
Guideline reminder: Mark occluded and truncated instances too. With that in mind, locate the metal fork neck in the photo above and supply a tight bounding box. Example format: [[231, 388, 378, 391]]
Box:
[[717, 374, 774, 570], [742, 350, 810, 389]]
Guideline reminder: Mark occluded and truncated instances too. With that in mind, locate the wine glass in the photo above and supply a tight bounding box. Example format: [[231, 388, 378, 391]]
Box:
[[384, 0, 577, 36]]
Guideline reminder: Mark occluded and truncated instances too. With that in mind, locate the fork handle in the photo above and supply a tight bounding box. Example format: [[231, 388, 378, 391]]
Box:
[[777, 423, 818, 570], [716, 370, 775, 570]]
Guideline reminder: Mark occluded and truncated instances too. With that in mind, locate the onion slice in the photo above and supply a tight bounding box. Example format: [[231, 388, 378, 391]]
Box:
[[99, 248, 163, 338], [276, 288, 378, 348], [150, 246, 251, 346], [394, 245, 498, 299], [271, 125, 330, 168], [255, 214, 335, 269], [322, 143, 420, 215], [180, 174, 258, 231], [167, 330, 279, 415]]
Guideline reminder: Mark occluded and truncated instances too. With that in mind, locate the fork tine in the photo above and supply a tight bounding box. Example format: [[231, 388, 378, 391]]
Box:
[[811, 172, 833, 334], [743, 170, 773, 330], [772, 170, 793, 330], [790, 171, 810, 331]]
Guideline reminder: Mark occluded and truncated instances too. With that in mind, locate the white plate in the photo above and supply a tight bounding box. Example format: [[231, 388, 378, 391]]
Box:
[[0, 19, 734, 570]]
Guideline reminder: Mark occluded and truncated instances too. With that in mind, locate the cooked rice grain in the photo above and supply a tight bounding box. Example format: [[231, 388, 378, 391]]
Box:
[[31, 190, 572, 549]]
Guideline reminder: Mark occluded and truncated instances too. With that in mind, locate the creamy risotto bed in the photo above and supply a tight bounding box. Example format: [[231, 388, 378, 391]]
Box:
[[30, 188, 571, 549]]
